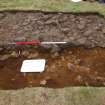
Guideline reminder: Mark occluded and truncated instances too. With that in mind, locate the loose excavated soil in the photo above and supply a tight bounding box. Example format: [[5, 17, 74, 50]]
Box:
[[0, 12, 105, 48], [0, 47, 105, 90]]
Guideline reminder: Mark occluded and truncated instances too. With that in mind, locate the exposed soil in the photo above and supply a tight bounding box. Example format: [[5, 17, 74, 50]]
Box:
[[0, 12, 105, 90], [0, 12, 105, 48], [0, 47, 105, 90]]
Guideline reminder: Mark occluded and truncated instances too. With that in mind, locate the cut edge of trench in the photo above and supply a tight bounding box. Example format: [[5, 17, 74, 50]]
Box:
[[0, 10, 104, 18]]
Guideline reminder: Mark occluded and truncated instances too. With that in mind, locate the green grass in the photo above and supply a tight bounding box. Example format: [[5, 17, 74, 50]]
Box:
[[0, 0, 105, 17], [0, 87, 105, 105]]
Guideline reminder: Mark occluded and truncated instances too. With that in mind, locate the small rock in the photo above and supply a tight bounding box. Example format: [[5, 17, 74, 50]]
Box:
[[41, 44, 51, 49], [22, 51, 29, 57], [40, 80, 47, 85], [48, 64, 56, 72], [103, 82, 105, 86], [85, 82, 89, 86], [76, 75, 82, 82], [84, 30, 92, 36], [27, 52, 39, 58], [37, 20, 44, 25], [0, 54, 10, 60], [74, 59, 81, 65], [78, 24, 85, 29], [102, 28, 105, 34], [0, 13, 5, 19], [67, 63, 76, 71], [69, 37, 75, 41], [94, 71, 98, 75], [68, 51, 72, 54], [51, 52, 59, 58], [61, 28, 69, 34], [45, 65, 48, 69], [12, 25, 19, 29], [45, 76, 51, 80], [29, 81, 33, 84], [77, 38, 86, 44], [96, 77, 103, 80], [63, 38, 70, 42], [79, 66, 90, 71], [11, 51, 18, 57], [51, 45, 61, 53], [51, 65, 56, 69], [61, 56, 65, 61], [0, 47, 3, 52], [11, 78, 15, 81], [45, 20, 57, 25]]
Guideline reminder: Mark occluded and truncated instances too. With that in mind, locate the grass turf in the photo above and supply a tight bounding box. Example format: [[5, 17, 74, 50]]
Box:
[[0, 0, 105, 17], [0, 87, 105, 105]]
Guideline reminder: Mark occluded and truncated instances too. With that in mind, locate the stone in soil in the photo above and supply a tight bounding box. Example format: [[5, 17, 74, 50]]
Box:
[[0, 54, 10, 61], [67, 63, 76, 71], [0, 47, 3, 52], [22, 51, 29, 57], [11, 51, 18, 57], [51, 52, 59, 58], [40, 80, 47, 85], [76, 75, 82, 82], [27, 52, 39, 58], [77, 38, 87, 45]]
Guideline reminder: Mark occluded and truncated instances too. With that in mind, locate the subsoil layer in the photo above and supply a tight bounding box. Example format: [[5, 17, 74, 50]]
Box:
[[0, 47, 105, 90], [0, 12, 105, 47]]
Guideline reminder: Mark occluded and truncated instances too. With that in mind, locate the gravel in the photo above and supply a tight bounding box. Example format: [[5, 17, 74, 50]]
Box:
[[0, 12, 105, 48]]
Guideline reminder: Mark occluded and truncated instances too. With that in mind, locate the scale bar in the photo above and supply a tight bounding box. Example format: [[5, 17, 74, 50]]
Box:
[[41, 42, 67, 44]]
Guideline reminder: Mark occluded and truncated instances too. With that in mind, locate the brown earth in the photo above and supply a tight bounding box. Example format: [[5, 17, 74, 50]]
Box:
[[0, 47, 105, 90], [0, 12, 105, 48], [0, 12, 105, 90]]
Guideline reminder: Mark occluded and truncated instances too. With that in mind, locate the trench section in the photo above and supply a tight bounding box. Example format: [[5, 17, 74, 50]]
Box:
[[0, 12, 105, 89], [0, 47, 105, 89]]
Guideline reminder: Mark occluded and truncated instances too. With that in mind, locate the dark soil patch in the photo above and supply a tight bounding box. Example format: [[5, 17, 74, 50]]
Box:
[[0, 47, 105, 90], [0, 12, 105, 47]]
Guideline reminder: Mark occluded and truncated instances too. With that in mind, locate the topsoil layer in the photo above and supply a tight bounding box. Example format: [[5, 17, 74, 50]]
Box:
[[0, 12, 105, 48]]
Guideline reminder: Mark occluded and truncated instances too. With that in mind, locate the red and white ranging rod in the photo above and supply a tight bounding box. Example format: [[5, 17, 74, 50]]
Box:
[[9, 40, 67, 45]]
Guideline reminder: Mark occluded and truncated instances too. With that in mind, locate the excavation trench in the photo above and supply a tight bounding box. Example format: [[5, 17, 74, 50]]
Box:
[[0, 12, 105, 48], [0, 47, 105, 90], [0, 12, 105, 89]]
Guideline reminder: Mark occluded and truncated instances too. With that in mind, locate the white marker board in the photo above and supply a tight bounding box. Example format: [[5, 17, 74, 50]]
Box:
[[20, 59, 46, 72], [70, 0, 82, 2]]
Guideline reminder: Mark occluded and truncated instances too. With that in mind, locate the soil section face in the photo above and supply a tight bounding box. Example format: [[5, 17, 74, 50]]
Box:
[[0, 12, 105, 90], [0, 12, 105, 47], [0, 47, 105, 90]]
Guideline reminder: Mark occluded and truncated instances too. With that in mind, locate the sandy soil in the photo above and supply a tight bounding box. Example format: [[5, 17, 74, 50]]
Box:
[[0, 47, 105, 89]]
